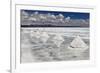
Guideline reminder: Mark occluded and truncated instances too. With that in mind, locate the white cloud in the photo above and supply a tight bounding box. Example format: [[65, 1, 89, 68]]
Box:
[[65, 16, 71, 22]]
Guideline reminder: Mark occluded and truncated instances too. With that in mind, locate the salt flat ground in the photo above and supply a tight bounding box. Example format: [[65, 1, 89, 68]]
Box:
[[20, 28, 89, 63]]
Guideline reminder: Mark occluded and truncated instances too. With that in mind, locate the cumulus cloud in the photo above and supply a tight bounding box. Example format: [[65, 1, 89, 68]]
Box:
[[34, 12, 39, 15], [68, 19, 89, 27], [65, 16, 71, 22], [21, 12, 89, 27]]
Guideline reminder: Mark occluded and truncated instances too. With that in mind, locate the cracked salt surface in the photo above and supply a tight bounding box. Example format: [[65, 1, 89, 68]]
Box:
[[20, 28, 89, 63]]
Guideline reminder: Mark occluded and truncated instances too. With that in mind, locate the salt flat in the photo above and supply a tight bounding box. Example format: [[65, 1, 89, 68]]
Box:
[[20, 28, 89, 63]]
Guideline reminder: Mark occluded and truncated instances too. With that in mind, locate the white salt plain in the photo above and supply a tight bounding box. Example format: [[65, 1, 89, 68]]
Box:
[[20, 27, 89, 63]]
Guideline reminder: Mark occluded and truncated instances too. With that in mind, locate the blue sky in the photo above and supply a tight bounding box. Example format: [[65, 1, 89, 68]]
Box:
[[22, 9, 90, 19]]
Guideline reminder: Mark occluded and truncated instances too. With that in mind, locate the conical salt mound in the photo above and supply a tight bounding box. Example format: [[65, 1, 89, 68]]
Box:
[[67, 36, 89, 56], [31, 30, 41, 39], [70, 36, 88, 49], [53, 34, 64, 41], [40, 32, 49, 43], [52, 34, 64, 47]]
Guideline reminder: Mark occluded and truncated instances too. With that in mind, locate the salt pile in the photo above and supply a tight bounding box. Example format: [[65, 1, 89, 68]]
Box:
[[68, 36, 88, 56], [30, 30, 41, 39], [30, 30, 42, 44], [52, 34, 64, 47], [40, 32, 49, 43], [30, 30, 50, 43], [70, 36, 88, 49]]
